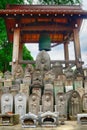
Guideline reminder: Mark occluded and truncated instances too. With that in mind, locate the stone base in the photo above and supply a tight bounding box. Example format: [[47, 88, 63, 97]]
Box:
[[77, 114, 87, 125], [0, 114, 19, 126], [0, 121, 86, 129]]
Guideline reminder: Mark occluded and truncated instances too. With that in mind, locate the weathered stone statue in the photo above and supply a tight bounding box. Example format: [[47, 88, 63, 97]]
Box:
[[25, 64, 34, 75], [14, 64, 24, 79], [1, 93, 13, 114], [32, 87, 42, 97], [42, 92, 53, 112], [44, 70, 55, 85], [68, 91, 81, 120], [55, 93, 67, 120], [44, 84, 53, 93], [4, 71, 12, 79], [64, 66, 73, 79], [32, 70, 43, 87], [74, 67, 84, 78], [82, 93, 87, 112], [36, 50, 51, 71], [23, 72, 31, 85], [15, 93, 27, 116], [29, 93, 40, 115], [52, 62, 63, 78]]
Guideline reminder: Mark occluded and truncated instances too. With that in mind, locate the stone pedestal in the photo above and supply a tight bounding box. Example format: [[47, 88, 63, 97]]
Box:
[[77, 114, 87, 125], [39, 111, 59, 127], [21, 112, 38, 128], [0, 114, 19, 126]]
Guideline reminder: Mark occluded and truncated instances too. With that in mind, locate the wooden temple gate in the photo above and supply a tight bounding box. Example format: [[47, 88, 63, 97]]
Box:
[[0, 5, 87, 74]]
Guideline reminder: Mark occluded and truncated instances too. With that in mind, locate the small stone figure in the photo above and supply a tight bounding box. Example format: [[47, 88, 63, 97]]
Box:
[[36, 50, 51, 71], [32, 70, 43, 86], [15, 93, 27, 116], [82, 93, 87, 112], [14, 64, 24, 79], [44, 70, 55, 84], [68, 91, 81, 120], [55, 93, 67, 122], [42, 92, 53, 112], [52, 62, 63, 78], [1, 93, 13, 114], [25, 64, 34, 75], [4, 71, 12, 79], [64, 66, 73, 79], [29, 93, 40, 115]]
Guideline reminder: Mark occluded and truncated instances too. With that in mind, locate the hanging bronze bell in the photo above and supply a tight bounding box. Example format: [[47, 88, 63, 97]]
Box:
[[39, 33, 51, 51]]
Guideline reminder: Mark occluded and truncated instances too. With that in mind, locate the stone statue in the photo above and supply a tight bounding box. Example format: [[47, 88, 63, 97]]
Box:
[[68, 91, 81, 119], [74, 67, 84, 78], [32, 70, 43, 86], [42, 92, 53, 112], [64, 66, 73, 79], [44, 70, 55, 84], [1, 93, 13, 114], [55, 93, 67, 119], [14, 64, 24, 79], [25, 64, 34, 75], [36, 50, 51, 71], [23, 72, 31, 85], [82, 93, 87, 112], [15, 93, 27, 116], [4, 71, 12, 79], [52, 62, 63, 78], [29, 93, 40, 115]]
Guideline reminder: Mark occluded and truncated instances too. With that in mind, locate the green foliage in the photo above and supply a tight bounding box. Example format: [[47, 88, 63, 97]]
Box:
[[0, 0, 24, 9], [38, 0, 82, 5], [0, 0, 34, 72], [23, 45, 33, 60], [0, 41, 13, 72]]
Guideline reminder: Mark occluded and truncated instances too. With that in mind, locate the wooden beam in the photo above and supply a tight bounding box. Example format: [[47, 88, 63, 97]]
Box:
[[19, 60, 84, 65], [21, 25, 73, 32]]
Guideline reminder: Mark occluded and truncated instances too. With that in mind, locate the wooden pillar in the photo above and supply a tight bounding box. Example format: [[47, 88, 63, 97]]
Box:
[[73, 29, 81, 67], [19, 43, 23, 61], [12, 28, 20, 74], [64, 42, 69, 67]]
